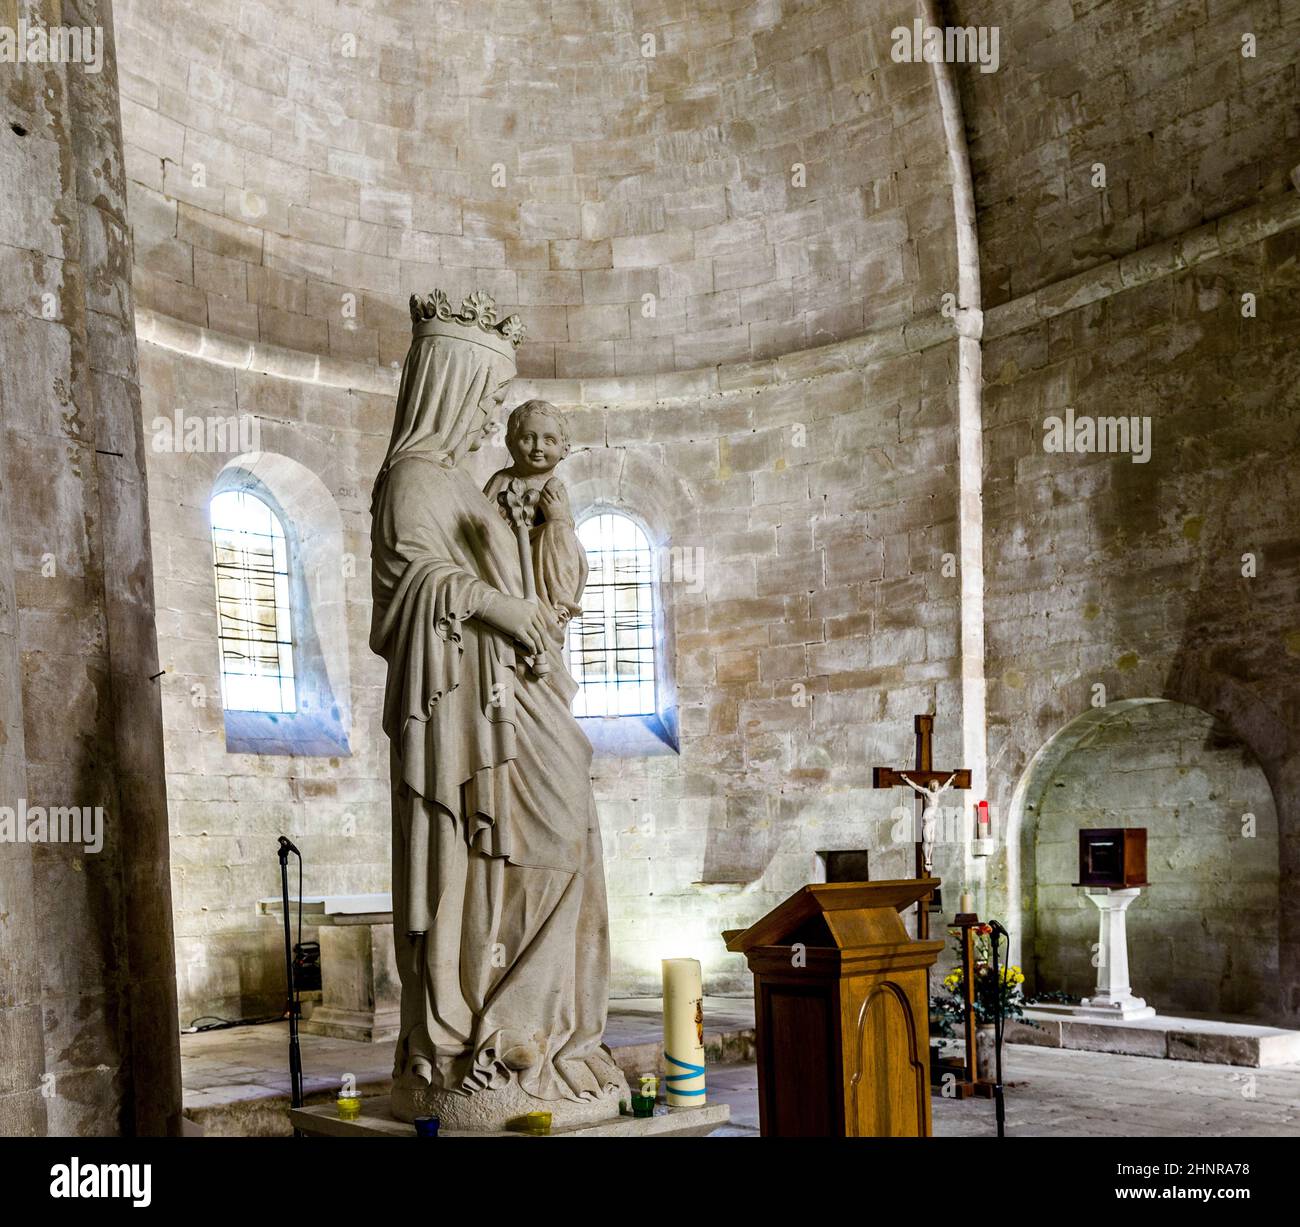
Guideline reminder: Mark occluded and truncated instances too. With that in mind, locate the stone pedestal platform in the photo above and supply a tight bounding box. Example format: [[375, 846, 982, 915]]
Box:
[[1031, 1000, 1156, 1022], [1011, 1011, 1300, 1068], [390, 1065, 629, 1130], [290, 1096, 730, 1138]]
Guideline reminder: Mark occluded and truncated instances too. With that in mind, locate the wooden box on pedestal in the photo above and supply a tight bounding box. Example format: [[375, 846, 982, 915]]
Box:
[[723, 879, 943, 1137], [1076, 828, 1148, 888]]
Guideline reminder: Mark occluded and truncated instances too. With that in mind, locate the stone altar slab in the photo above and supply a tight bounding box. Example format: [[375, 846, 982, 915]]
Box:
[[290, 1096, 730, 1138]]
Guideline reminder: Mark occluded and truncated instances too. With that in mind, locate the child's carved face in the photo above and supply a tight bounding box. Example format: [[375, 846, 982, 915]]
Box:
[[508, 409, 567, 474]]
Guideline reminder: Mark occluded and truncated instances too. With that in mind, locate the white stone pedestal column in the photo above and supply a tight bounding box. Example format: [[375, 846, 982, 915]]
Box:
[[1078, 887, 1155, 1020]]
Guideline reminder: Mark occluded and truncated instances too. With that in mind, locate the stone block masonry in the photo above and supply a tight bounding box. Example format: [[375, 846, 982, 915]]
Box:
[[115, 0, 952, 378], [112, 0, 1300, 1030]]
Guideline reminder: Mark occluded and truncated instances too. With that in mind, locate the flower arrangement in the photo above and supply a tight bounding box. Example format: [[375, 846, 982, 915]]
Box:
[[931, 926, 1030, 1036]]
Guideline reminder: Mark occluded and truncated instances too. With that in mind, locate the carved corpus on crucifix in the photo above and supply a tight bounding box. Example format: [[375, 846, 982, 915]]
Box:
[[872, 715, 970, 939], [899, 772, 959, 874]]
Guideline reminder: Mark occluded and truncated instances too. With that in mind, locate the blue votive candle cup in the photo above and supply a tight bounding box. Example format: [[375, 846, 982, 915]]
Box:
[[413, 1115, 440, 1137]]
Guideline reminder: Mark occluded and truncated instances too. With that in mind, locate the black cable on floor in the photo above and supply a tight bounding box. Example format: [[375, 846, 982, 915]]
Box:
[[183, 1013, 287, 1034]]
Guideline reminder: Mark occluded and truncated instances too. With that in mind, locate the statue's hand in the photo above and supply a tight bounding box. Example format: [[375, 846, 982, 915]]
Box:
[[539, 480, 572, 524], [481, 592, 552, 658]]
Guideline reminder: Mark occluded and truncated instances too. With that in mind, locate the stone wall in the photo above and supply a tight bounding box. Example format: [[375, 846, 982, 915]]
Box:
[[544, 339, 967, 994], [138, 347, 393, 1024], [982, 235, 1300, 1019], [117, 0, 1300, 1028], [115, 0, 952, 377], [141, 318, 970, 1016], [0, 0, 180, 1136], [1032, 701, 1279, 1017], [951, 0, 1300, 304]]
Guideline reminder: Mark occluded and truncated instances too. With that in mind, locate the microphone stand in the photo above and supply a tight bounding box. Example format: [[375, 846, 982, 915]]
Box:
[[990, 919, 1008, 1137], [278, 836, 304, 1126]]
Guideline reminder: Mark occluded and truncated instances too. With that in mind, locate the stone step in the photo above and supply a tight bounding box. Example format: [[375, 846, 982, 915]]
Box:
[[1011, 1009, 1300, 1068]]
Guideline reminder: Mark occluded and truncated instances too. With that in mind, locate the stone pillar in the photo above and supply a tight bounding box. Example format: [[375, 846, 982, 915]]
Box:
[[0, 0, 181, 1136], [1081, 888, 1155, 1020]]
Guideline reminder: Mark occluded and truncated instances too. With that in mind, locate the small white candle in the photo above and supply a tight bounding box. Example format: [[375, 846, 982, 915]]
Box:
[[960, 891, 974, 915]]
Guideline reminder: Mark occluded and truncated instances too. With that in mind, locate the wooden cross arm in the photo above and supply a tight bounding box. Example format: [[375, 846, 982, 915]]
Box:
[[872, 767, 972, 790]]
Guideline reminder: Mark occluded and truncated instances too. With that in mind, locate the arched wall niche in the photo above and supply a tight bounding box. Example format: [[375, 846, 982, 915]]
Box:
[[561, 445, 696, 756], [1004, 698, 1281, 1020], [212, 451, 353, 755]]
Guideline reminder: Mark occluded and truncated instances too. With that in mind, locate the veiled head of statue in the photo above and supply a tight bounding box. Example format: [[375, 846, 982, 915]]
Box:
[[378, 290, 527, 480]]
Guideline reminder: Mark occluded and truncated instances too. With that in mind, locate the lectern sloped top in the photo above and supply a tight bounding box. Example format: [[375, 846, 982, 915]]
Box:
[[724, 878, 940, 953]]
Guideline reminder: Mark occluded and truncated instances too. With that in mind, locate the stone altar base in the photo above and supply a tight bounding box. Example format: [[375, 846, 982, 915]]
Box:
[[1011, 1010, 1300, 1067], [290, 1096, 730, 1138], [259, 894, 400, 1043]]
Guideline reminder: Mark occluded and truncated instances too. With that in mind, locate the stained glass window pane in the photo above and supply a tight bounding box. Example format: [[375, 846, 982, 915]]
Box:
[[210, 490, 297, 713], [567, 513, 656, 717]]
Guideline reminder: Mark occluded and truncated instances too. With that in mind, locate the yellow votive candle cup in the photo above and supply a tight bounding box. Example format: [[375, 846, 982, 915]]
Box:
[[521, 1110, 551, 1135], [336, 1096, 361, 1120]]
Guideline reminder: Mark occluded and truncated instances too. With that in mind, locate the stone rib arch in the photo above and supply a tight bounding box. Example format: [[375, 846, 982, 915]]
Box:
[[561, 445, 695, 552]]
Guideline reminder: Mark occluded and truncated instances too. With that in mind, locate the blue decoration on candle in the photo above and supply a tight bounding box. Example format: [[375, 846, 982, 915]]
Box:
[[665, 1052, 706, 1095]]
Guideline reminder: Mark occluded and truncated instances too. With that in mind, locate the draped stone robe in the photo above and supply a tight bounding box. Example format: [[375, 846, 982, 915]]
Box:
[[369, 453, 621, 1103]]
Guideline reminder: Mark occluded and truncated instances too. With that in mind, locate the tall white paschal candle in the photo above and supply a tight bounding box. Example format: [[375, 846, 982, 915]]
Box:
[[662, 958, 706, 1106]]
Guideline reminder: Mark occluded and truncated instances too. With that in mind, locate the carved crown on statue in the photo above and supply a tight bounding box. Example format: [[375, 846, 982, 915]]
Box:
[[408, 287, 527, 355]]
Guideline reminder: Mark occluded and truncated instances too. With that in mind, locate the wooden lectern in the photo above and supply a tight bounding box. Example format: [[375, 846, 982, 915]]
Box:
[[724, 879, 943, 1137]]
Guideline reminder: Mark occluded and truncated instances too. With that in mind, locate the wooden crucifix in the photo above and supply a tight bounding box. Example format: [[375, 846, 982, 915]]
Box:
[[872, 715, 970, 940]]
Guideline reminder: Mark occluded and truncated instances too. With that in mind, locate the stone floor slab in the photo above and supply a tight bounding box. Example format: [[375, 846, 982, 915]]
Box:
[[693, 1047, 1300, 1138]]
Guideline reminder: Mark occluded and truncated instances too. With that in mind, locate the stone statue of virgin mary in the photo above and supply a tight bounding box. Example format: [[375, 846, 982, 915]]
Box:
[[369, 289, 627, 1129]]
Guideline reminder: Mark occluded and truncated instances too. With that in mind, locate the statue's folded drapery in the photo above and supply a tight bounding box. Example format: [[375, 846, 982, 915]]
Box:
[[370, 453, 621, 1103]]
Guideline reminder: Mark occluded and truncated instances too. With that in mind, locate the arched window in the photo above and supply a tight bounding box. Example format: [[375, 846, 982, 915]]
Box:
[[568, 512, 657, 717], [210, 490, 296, 713]]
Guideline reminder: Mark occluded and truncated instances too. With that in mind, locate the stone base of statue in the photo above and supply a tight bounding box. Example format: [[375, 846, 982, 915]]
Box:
[[291, 1095, 730, 1138], [389, 1066, 631, 1131]]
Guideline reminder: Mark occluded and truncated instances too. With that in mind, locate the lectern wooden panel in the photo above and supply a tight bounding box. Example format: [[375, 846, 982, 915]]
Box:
[[724, 879, 943, 1138]]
